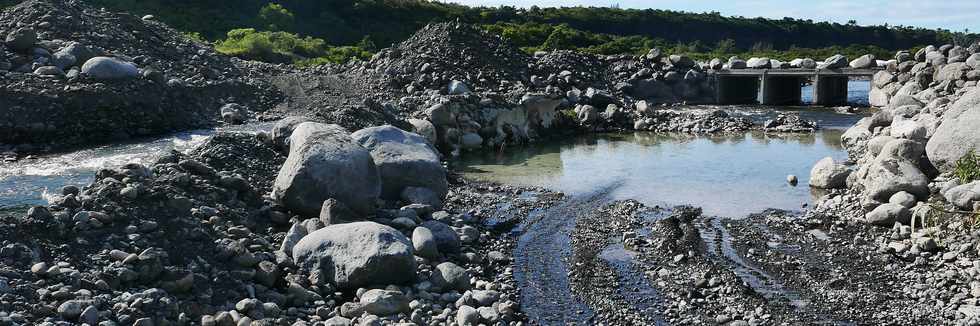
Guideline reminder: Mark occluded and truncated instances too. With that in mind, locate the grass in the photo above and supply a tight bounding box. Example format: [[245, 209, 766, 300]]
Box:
[[954, 149, 980, 184]]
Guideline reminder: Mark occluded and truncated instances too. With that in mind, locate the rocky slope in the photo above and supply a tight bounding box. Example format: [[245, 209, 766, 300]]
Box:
[[0, 0, 281, 151]]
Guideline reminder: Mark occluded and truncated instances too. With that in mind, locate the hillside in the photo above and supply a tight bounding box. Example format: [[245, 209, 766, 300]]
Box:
[[4, 0, 972, 54]]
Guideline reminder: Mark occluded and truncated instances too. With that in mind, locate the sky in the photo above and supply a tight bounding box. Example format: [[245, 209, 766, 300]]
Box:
[[446, 0, 980, 32]]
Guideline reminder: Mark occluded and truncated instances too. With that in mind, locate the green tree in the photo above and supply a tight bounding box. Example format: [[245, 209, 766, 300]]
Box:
[[259, 3, 294, 31]]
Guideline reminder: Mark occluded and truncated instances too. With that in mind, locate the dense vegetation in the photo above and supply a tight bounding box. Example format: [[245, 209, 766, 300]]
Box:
[[3, 0, 977, 65]]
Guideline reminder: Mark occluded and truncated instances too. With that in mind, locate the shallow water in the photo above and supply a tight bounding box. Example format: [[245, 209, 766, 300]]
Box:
[[0, 123, 272, 208], [456, 107, 864, 217]]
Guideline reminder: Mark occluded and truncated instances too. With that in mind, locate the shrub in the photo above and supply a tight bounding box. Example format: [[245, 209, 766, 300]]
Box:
[[954, 150, 980, 184], [215, 28, 331, 63]]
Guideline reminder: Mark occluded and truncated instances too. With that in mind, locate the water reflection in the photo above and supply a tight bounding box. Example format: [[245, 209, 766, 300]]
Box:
[[456, 128, 852, 217]]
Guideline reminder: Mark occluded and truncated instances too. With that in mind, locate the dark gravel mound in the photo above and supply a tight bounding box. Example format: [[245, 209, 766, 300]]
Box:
[[0, 0, 281, 152], [367, 21, 531, 93]]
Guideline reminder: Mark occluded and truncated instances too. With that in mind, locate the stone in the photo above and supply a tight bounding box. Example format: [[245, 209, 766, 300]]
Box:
[[57, 300, 85, 320], [821, 54, 848, 69], [292, 222, 416, 288], [800, 58, 817, 69], [407, 119, 437, 145], [889, 191, 917, 208], [890, 117, 927, 141], [220, 103, 247, 124], [709, 58, 723, 70], [279, 222, 308, 254], [968, 54, 980, 69], [926, 88, 980, 173], [412, 226, 439, 259], [456, 305, 479, 326], [425, 104, 454, 126], [668, 54, 694, 68], [448, 80, 470, 95], [319, 198, 355, 225], [324, 316, 352, 326], [809, 157, 850, 189], [944, 182, 980, 209], [937, 62, 969, 81], [949, 46, 970, 63], [270, 116, 309, 150], [727, 57, 747, 69], [460, 132, 483, 149], [421, 220, 461, 253], [4, 28, 36, 52], [867, 203, 911, 226], [849, 54, 875, 69], [401, 186, 444, 209], [80, 57, 139, 79], [786, 175, 798, 185], [351, 125, 447, 199], [80, 305, 99, 325], [873, 71, 896, 88], [430, 262, 470, 291], [858, 139, 930, 202], [746, 57, 771, 69], [357, 289, 410, 316], [273, 122, 381, 216]]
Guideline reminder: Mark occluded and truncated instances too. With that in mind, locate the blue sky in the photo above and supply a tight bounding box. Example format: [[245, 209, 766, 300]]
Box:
[[446, 0, 979, 32]]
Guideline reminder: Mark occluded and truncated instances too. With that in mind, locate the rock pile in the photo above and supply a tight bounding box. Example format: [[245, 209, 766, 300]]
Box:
[[0, 0, 280, 151], [0, 125, 528, 325], [808, 43, 980, 316]]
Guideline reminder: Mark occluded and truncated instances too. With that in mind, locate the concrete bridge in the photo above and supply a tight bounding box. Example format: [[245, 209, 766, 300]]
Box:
[[714, 68, 880, 106]]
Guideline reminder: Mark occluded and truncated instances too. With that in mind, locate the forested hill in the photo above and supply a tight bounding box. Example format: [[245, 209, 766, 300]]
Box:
[[3, 0, 976, 63]]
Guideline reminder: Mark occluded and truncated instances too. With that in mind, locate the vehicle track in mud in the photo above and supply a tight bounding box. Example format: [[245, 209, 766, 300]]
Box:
[[512, 184, 624, 325]]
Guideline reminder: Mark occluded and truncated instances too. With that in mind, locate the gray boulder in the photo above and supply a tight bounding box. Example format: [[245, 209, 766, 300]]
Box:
[[708, 58, 723, 70], [270, 116, 309, 150], [401, 186, 443, 209], [936, 62, 969, 81], [800, 58, 817, 69], [926, 88, 980, 173], [889, 191, 917, 208], [56, 42, 96, 66], [944, 182, 980, 209], [809, 157, 851, 189], [873, 71, 895, 88], [448, 80, 470, 95], [967, 54, 980, 69], [4, 28, 36, 52], [273, 122, 381, 216], [292, 222, 416, 288], [412, 226, 439, 259], [351, 125, 447, 199], [821, 54, 848, 69], [948, 46, 970, 63], [357, 289, 410, 316], [668, 54, 694, 68], [746, 57, 771, 69], [420, 220, 461, 253], [80, 57, 139, 79], [407, 119, 437, 144], [430, 262, 470, 291], [865, 203, 911, 226], [727, 57, 747, 69], [857, 139, 930, 202], [849, 54, 875, 69]]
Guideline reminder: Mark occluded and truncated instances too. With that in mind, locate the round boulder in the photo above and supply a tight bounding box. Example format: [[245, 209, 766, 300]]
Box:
[[809, 157, 851, 189], [351, 125, 447, 199], [272, 122, 381, 216], [292, 222, 416, 289], [926, 88, 980, 173], [81, 57, 139, 80]]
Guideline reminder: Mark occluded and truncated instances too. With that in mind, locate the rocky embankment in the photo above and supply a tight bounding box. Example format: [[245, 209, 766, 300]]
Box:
[[0, 116, 561, 325], [0, 0, 280, 152]]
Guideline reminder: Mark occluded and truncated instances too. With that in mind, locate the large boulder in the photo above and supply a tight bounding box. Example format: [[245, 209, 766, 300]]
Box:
[[857, 139, 930, 202], [926, 88, 980, 173], [668, 55, 694, 68], [865, 203, 911, 226], [351, 125, 447, 199], [420, 220, 461, 254], [727, 57, 747, 69], [292, 222, 416, 288], [936, 62, 969, 81], [849, 54, 876, 69], [821, 54, 848, 69], [746, 57, 771, 69], [809, 157, 851, 189], [80, 57, 139, 80], [273, 123, 381, 216], [944, 182, 980, 210]]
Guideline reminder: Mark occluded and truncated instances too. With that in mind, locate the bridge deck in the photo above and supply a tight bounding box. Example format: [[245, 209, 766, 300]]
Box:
[[714, 68, 880, 77]]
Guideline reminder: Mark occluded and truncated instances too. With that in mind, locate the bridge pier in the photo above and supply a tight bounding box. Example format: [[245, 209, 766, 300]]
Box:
[[760, 75, 805, 105], [812, 75, 849, 106], [716, 75, 760, 104]]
